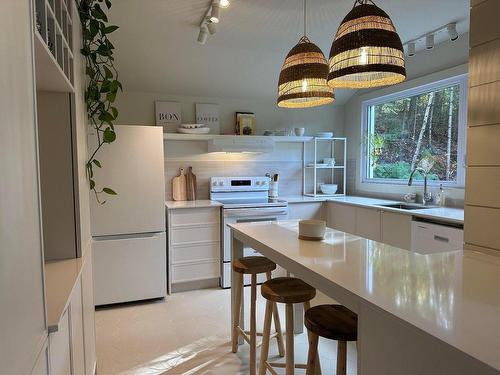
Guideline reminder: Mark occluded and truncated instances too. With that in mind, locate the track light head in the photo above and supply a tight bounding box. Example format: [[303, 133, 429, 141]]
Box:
[[426, 34, 434, 50], [407, 42, 416, 57], [209, 3, 220, 23], [447, 22, 459, 41], [197, 26, 208, 44], [207, 22, 217, 35], [219, 0, 230, 8]]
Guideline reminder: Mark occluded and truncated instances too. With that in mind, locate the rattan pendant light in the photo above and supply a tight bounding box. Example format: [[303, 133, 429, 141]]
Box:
[[327, 0, 406, 89], [277, 0, 334, 109]]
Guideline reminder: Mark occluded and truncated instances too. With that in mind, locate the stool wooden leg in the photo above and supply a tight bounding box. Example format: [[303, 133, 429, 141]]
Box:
[[285, 303, 294, 375], [266, 271, 285, 358], [250, 274, 257, 375], [305, 333, 319, 375], [231, 272, 243, 353], [258, 300, 273, 375], [304, 301, 322, 375], [336, 341, 347, 375]]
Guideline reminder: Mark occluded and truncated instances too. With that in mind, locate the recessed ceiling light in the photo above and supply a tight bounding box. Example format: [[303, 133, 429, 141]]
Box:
[[219, 0, 230, 8], [207, 22, 217, 35], [407, 42, 416, 57]]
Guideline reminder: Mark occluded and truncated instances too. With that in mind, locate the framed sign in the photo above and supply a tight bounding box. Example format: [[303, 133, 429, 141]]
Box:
[[155, 101, 181, 132], [196, 103, 220, 134], [235, 112, 256, 135]]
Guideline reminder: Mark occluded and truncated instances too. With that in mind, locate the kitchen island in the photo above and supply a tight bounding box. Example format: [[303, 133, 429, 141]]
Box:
[[229, 220, 500, 375]]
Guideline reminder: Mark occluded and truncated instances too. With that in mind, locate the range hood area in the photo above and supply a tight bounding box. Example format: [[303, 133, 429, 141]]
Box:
[[208, 136, 275, 153]]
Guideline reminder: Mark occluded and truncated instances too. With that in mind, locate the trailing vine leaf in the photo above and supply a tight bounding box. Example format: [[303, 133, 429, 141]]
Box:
[[77, 0, 122, 204]]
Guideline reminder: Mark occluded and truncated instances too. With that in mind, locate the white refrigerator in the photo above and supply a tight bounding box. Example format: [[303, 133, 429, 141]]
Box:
[[90, 125, 166, 305]]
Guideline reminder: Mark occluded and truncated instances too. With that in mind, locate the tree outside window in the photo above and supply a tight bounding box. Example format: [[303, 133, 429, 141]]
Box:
[[362, 75, 467, 186]]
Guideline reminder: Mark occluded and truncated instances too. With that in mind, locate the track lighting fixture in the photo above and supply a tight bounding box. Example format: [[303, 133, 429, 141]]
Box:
[[447, 22, 459, 41], [219, 0, 230, 8], [197, 26, 208, 44], [209, 2, 220, 23], [407, 42, 416, 57], [426, 34, 434, 50], [207, 22, 217, 35]]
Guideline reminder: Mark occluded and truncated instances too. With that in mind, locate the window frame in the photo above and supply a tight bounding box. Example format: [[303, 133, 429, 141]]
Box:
[[360, 74, 468, 188]]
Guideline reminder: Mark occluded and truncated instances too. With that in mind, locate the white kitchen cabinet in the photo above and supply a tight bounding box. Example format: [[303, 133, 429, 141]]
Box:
[[288, 202, 325, 220], [31, 340, 49, 375], [49, 309, 72, 375], [355, 207, 382, 242], [327, 202, 356, 234], [381, 211, 412, 250], [81, 255, 96, 375], [69, 278, 86, 375], [168, 207, 221, 291]]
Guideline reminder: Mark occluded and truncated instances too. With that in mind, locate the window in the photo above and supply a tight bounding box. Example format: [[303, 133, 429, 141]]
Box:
[[361, 74, 467, 186]]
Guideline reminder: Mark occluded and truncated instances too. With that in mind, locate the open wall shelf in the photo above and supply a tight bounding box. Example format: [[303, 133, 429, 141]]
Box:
[[34, 0, 74, 92]]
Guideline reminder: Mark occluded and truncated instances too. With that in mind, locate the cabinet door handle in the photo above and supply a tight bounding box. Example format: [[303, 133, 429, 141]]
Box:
[[434, 235, 449, 243]]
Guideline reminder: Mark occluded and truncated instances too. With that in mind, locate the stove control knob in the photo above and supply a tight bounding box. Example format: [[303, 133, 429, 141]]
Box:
[[218, 181, 224, 186], [212, 181, 218, 186], [260, 180, 267, 186], [255, 181, 261, 186]]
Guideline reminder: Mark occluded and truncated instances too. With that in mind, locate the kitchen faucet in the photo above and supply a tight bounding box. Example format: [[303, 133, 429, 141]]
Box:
[[408, 167, 433, 205]]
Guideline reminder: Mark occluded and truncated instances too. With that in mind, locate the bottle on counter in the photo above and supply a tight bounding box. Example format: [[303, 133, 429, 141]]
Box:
[[435, 184, 446, 207]]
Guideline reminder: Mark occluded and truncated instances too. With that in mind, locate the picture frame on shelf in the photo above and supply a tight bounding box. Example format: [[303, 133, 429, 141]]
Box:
[[195, 103, 220, 134], [235, 112, 256, 135], [155, 101, 181, 133]]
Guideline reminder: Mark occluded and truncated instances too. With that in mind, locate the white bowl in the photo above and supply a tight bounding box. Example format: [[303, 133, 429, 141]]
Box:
[[320, 184, 338, 195], [316, 132, 333, 138], [177, 127, 210, 134], [299, 220, 326, 240], [294, 127, 305, 136]]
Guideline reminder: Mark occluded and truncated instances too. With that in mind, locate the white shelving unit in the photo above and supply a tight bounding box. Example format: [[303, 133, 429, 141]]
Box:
[[34, 0, 74, 92], [302, 137, 347, 198], [163, 133, 314, 143]]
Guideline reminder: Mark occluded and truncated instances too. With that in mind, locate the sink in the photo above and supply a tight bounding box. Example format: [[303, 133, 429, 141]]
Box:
[[379, 203, 434, 210]]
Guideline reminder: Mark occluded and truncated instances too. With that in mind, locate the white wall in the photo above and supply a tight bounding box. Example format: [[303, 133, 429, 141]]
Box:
[[343, 36, 469, 206], [115, 91, 345, 136]]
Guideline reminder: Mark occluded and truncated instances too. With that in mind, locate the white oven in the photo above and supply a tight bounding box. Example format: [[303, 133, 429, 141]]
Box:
[[210, 176, 289, 288], [222, 206, 288, 288]]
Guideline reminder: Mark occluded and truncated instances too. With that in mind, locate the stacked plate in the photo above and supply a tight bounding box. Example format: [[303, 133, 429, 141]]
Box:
[[177, 124, 210, 134], [315, 132, 333, 138]]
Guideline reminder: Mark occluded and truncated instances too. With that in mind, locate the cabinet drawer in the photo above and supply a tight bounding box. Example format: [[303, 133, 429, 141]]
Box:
[[171, 242, 220, 263], [172, 260, 220, 283], [411, 222, 463, 254], [171, 224, 219, 245], [170, 208, 220, 226]]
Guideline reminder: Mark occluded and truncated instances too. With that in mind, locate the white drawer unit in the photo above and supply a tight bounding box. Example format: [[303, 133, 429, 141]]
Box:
[[168, 207, 221, 290], [411, 220, 464, 254]]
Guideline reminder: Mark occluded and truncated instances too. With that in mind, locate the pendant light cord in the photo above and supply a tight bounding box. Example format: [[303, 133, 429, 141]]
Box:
[[303, 0, 307, 37]]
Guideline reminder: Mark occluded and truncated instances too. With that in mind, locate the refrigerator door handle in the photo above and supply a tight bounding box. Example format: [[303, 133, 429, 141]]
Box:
[[93, 231, 165, 241]]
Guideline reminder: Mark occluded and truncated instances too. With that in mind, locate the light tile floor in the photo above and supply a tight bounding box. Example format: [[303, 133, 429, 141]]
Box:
[[95, 287, 357, 374]]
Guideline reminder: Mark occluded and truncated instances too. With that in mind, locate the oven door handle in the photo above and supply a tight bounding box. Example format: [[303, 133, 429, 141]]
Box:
[[224, 207, 288, 217]]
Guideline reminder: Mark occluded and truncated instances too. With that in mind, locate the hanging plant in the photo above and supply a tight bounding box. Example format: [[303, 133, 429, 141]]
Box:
[[78, 0, 122, 203]]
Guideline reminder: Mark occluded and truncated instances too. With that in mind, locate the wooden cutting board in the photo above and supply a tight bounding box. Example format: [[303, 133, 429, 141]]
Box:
[[172, 168, 187, 201], [186, 166, 197, 201]]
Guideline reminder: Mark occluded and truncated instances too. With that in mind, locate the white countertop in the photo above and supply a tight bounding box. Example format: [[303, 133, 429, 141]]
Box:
[[327, 196, 464, 224], [45, 255, 86, 332], [165, 200, 223, 209], [229, 220, 500, 372]]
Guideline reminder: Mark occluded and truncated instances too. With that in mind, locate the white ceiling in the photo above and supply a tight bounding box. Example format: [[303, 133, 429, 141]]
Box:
[[109, 0, 470, 105]]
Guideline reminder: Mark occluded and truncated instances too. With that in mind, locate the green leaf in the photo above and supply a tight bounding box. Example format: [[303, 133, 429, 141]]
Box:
[[103, 128, 116, 143], [111, 106, 118, 119], [90, 179, 95, 190], [104, 25, 119, 34], [92, 159, 102, 168], [103, 66, 113, 79], [106, 91, 116, 103], [105, 0, 112, 9], [103, 187, 117, 195]]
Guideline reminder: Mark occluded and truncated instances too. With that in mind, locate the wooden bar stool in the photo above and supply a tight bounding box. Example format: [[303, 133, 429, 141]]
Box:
[[232, 256, 285, 375], [304, 305, 358, 375], [259, 277, 322, 375]]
